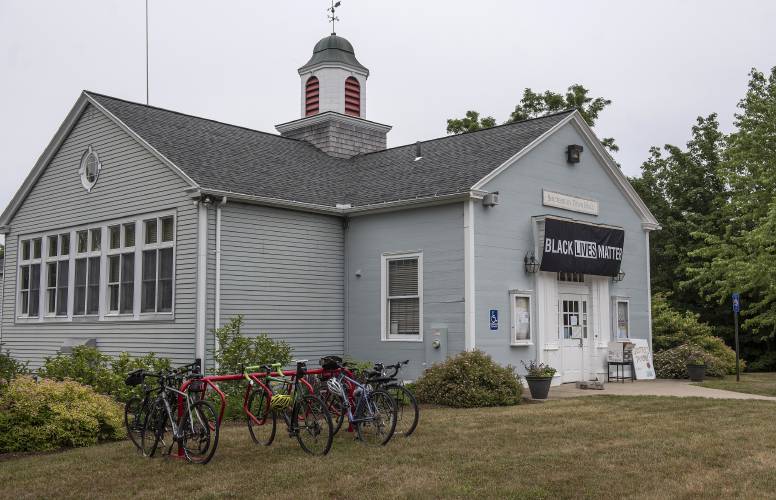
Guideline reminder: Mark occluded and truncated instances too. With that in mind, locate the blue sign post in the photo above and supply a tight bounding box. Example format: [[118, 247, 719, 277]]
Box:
[[732, 292, 741, 382], [489, 310, 499, 331]]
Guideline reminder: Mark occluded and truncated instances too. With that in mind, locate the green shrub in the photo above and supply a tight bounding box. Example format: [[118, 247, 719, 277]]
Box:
[[214, 315, 293, 376], [652, 294, 742, 376], [413, 350, 522, 408], [654, 343, 736, 378], [38, 347, 170, 402], [0, 376, 125, 452], [0, 350, 29, 388]]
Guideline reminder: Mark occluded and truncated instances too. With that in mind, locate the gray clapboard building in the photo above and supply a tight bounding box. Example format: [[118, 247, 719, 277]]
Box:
[[0, 34, 658, 382]]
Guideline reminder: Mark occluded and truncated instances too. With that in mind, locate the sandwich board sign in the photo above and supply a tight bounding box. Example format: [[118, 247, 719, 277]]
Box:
[[630, 339, 655, 380]]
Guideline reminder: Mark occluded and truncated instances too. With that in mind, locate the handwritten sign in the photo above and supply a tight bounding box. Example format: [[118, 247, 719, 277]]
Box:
[[630, 339, 655, 380]]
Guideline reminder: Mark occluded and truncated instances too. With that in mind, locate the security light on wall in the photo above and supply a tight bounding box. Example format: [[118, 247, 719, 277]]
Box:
[[524, 253, 540, 274], [566, 144, 583, 164], [612, 270, 626, 282]]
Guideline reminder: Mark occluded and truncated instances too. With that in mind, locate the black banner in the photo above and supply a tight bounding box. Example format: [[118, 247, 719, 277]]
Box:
[[540, 218, 624, 277]]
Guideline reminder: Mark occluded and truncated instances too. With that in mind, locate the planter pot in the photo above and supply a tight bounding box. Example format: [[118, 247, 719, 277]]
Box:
[[525, 376, 553, 400], [687, 364, 706, 382]]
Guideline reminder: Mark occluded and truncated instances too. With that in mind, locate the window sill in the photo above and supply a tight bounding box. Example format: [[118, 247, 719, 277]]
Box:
[[510, 341, 533, 347], [381, 337, 423, 343], [543, 344, 560, 351]]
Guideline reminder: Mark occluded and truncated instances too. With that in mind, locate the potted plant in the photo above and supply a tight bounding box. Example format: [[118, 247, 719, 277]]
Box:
[[686, 353, 707, 382], [521, 360, 557, 400]]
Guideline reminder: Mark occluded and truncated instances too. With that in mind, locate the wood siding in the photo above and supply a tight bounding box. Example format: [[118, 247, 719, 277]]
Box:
[[217, 203, 344, 362], [1, 104, 198, 367]]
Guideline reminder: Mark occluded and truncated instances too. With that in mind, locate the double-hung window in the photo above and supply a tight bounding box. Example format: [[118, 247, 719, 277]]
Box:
[[107, 222, 136, 315], [18, 238, 42, 317], [381, 252, 422, 341], [45, 233, 70, 316], [141, 216, 175, 313], [74, 229, 101, 316]]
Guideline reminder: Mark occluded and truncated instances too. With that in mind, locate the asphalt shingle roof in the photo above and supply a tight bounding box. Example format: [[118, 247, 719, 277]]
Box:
[[87, 92, 572, 208]]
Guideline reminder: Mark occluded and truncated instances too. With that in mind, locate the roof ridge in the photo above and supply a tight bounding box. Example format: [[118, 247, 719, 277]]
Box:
[[356, 109, 577, 158], [83, 90, 307, 144]]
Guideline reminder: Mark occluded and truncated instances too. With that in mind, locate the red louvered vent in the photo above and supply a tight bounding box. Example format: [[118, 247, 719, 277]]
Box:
[[305, 76, 320, 116], [344, 77, 361, 116]]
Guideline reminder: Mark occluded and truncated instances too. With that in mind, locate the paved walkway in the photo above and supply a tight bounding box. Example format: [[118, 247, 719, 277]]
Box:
[[548, 379, 776, 401]]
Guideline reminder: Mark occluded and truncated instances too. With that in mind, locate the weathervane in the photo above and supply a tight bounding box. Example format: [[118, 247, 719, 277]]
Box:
[[327, 1, 341, 35]]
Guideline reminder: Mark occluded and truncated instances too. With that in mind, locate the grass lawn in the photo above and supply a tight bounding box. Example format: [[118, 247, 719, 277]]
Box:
[[697, 372, 776, 397], [3, 396, 776, 499]]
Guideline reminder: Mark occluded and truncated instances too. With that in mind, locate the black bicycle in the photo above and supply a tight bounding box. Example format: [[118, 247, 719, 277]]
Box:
[[364, 360, 419, 437], [123, 360, 201, 451], [141, 364, 219, 464]]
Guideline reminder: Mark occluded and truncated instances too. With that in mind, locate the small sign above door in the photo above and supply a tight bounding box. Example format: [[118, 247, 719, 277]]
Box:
[[543, 190, 599, 216]]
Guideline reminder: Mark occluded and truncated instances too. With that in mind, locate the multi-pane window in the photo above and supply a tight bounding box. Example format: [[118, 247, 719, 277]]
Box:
[[19, 238, 41, 317], [557, 272, 585, 283], [16, 212, 175, 321], [74, 229, 101, 316], [107, 222, 137, 315], [382, 253, 422, 340], [141, 216, 174, 313], [45, 233, 70, 316]]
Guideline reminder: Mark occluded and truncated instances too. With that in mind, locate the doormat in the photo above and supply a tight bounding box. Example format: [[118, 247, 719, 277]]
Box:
[[576, 381, 605, 390]]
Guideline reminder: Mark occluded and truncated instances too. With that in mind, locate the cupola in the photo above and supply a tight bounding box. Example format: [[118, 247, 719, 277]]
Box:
[[276, 34, 391, 159]]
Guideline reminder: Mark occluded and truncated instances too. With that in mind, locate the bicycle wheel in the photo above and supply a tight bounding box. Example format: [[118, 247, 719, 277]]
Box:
[[124, 396, 150, 450], [181, 400, 220, 464], [386, 385, 419, 437], [141, 401, 166, 457], [320, 388, 346, 435], [292, 394, 333, 456], [247, 388, 276, 446], [356, 389, 397, 446]]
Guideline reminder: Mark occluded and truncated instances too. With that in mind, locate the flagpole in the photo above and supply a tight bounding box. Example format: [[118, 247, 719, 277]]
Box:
[[145, 0, 149, 105]]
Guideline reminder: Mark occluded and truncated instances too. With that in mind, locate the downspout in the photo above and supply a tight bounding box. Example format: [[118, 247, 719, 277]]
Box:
[[214, 196, 227, 372], [464, 200, 476, 351], [645, 230, 653, 349], [196, 198, 209, 370], [343, 217, 349, 357]]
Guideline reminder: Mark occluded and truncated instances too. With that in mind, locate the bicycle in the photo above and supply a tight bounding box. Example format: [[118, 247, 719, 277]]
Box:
[[141, 364, 220, 464], [319, 357, 398, 446], [365, 360, 419, 437], [123, 360, 200, 451], [244, 360, 333, 456]]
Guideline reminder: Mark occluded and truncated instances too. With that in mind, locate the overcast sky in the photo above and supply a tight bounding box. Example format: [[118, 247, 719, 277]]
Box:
[[1, 0, 775, 236]]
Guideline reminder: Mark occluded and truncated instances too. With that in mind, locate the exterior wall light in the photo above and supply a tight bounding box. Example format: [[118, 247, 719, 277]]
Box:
[[524, 254, 540, 274], [566, 144, 583, 164], [612, 270, 626, 282]]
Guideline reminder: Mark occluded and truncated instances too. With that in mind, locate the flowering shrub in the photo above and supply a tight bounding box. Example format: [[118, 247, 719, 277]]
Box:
[[0, 376, 125, 452], [414, 350, 522, 408]]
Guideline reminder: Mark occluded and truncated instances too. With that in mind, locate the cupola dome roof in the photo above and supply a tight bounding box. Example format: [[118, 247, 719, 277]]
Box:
[[299, 34, 368, 74]]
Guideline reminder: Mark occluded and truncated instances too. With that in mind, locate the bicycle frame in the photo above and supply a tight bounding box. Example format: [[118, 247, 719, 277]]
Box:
[[333, 371, 379, 425], [152, 380, 197, 454]]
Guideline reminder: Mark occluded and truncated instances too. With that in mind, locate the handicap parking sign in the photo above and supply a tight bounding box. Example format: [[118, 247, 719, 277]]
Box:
[[732, 292, 740, 313], [489, 309, 499, 331]]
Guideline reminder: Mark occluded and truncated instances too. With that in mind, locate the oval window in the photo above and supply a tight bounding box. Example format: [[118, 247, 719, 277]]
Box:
[[79, 146, 101, 192]]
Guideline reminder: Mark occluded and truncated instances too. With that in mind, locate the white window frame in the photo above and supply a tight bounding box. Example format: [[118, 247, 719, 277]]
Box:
[[380, 251, 423, 342], [44, 233, 72, 318], [16, 237, 42, 319], [105, 220, 139, 318], [14, 210, 176, 323], [612, 298, 630, 340], [72, 228, 102, 317], [139, 215, 176, 315], [509, 290, 533, 346]]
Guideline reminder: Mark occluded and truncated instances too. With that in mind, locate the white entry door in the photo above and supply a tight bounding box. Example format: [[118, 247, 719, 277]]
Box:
[[559, 294, 590, 382]]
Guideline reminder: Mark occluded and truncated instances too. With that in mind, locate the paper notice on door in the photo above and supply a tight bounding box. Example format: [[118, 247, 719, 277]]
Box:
[[570, 315, 578, 326], [518, 312, 529, 324]]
